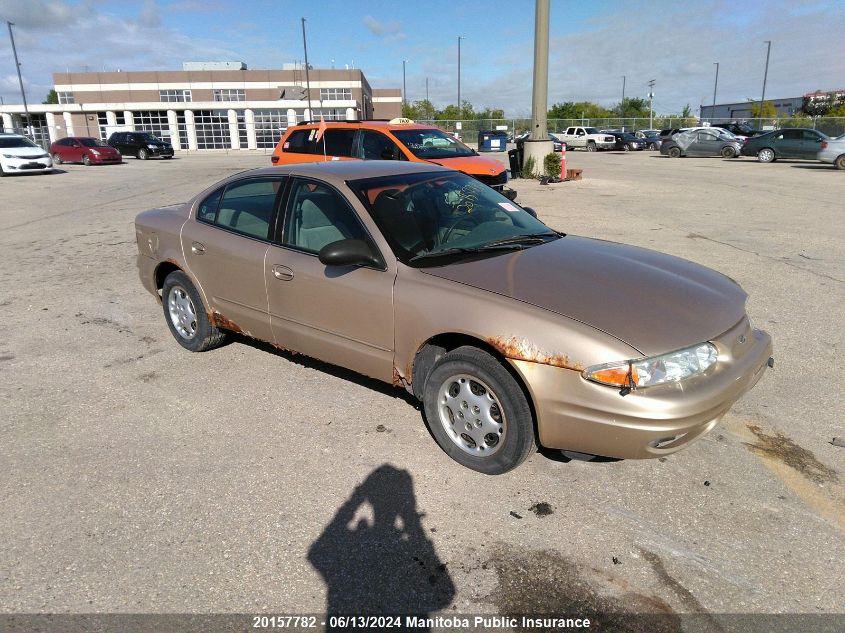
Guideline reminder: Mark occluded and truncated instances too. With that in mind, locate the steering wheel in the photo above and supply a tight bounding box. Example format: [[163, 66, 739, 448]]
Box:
[[441, 213, 483, 244]]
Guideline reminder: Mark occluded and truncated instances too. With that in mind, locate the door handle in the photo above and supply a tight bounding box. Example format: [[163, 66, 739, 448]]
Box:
[[191, 241, 205, 254], [272, 265, 294, 281]]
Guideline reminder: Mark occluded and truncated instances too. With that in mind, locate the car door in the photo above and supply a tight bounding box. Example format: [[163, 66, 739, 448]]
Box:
[[695, 130, 721, 156], [357, 130, 404, 161], [265, 176, 395, 382], [110, 133, 127, 155], [67, 139, 84, 162], [182, 175, 287, 342], [777, 130, 803, 158], [801, 130, 825, 159]]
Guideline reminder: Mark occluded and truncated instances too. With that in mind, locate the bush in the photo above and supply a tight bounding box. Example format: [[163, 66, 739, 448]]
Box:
[[521, 155, 537, 179], [543, 152, 561, 179]]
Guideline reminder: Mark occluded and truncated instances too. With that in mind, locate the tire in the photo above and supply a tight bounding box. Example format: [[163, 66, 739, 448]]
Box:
[[757, 148, 775, 163], [834, 155, 845, 170], [423, 346, 536, 474], [623, 143, 631, 151], [650, 142, 660, 150], [82, 154, 92, 166], [587, 141, 596, 152], [52, 153, 63, 165], [668, 147, 681, 158], [137, 147, 149, 160], [161, 271, 227, 352], [720, 146, 736, 158]]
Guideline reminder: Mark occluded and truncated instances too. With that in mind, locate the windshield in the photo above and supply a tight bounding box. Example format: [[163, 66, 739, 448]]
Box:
[[391, 129, 476, 159], [80, 138, 108, 147], [0, 136, 38, 149], [349, 172, 558, 267]]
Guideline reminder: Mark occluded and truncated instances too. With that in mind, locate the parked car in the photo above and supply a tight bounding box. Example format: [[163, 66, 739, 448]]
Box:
[[639, 131, 662, 150], [712, 122, 763, 138], [601, 131, 647, 151], [50, 136, 122, 166], [818, 133, 845, 170], [107, 131, 174, 160], [135, 160, 773, 474], [523, 134, 564, 152], [660, 129, 742, 158], [556, 126, 616, 151], [741, 128, 830, 163], [271, 118, 513, 198], [0, 133, 53, 176]]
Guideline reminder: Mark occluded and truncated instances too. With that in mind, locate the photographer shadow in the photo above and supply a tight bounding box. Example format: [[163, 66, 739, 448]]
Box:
[[308, 464, 454, 631]]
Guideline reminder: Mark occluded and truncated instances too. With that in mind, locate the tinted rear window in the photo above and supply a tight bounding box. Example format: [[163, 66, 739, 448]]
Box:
[[283, 128, 355, 157]]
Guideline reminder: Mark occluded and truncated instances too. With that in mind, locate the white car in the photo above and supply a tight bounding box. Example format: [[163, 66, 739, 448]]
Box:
[[0, 133, 54, 176], [818, 133, 845, 170]]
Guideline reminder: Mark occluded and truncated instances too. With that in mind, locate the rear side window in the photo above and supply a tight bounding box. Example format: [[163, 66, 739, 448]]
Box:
[[323, 129, 356, 157], [285, 129, 318, 154], [198, 178, 284, 240], [782, 130, 802, 140]]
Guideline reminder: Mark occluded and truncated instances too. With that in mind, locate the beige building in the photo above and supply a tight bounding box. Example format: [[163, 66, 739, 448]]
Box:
[[0, 62, 402, 150]]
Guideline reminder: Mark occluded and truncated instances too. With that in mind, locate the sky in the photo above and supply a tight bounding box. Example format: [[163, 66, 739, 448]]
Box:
[[1, 0, 843, 116]]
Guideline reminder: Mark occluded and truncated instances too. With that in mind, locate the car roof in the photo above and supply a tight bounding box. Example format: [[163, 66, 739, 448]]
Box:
[[292, 120, 443, 132], [244, 160, 454, 181]]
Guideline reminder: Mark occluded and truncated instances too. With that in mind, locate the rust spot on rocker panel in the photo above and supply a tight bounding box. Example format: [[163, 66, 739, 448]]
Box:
[[392, 366, 405, 387], [487, 336, 584, 371], [210, 311, 245, 335]]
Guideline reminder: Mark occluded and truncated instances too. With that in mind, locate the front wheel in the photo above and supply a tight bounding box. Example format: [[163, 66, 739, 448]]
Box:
[[668, 147, 681, 158], [834, 155, 845, 170], [161, 271, 227, 352], [757, 148, 775, 163], [82, 154, 92, 166], [137, 148, 149, 160], [423, 346, 536, 474], [720, 146, 736, 158], [586, 141, 596, 152]]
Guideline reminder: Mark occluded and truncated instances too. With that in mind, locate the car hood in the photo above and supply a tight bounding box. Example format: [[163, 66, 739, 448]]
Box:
[[420, 236, 747, 356], [427, 154, 505, 176], [3, 146, 47, 158]]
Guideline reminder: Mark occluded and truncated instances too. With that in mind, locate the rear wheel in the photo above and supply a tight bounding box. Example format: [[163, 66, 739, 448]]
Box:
[[834, 155, 845, 170], [82, 154, 92, 166], [668, 146, 681, 158], [423, 346, 536, 474], [720, 146, 736, 158], [137, 147, 149, 160], [161, 271, 227, 352], [757, 148, 775, 163], [650, 141, 660, 150], [52, 153, 63, 164]]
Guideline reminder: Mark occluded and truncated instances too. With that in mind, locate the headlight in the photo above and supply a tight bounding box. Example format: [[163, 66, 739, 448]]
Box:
[[147, 144, 157, 149], [583, 342, 718, 390], [90, 149, 100, 155]]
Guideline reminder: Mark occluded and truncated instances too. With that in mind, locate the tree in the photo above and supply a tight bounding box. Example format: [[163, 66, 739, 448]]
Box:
[[43, 89, 58, 104], [681, 103, 693, 118], [548, 101, 613, 120], [615, 97, 650, 118], [749, 100, 776, 119], [402, 99, 437, 120]]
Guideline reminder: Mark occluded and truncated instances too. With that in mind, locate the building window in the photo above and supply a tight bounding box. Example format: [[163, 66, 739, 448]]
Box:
[[320, 88, 352, 101], [134, 110, 185, 147], [213, 89, 246, 102], [57, 91, 74, 104], [312, 109, 345, 121], [194, 109, 231, 149], [159, 89, 192, 103]]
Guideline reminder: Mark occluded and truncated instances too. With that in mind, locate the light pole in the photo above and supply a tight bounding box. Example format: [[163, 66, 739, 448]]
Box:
[[425, 77, 429, 103], [457, 36, 464, 116], [300, 18, 313, 121], [620, 75, 626, 126], [648, 79, 656, 129], [711, 62, 719, 122], [7, 22, 31, 137], [759, 40, 772, 126], [402, 59, 407, 108]]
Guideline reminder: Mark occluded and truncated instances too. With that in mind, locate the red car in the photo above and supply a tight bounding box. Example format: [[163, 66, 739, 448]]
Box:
[[50, 137, 122, 166]]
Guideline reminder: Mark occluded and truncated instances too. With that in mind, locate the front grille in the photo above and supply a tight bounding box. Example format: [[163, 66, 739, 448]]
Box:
[[472, 171, 507, 189]]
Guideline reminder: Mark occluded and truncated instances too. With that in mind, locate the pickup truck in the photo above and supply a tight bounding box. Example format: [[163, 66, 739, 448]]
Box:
[[554, 126, 616, 151]]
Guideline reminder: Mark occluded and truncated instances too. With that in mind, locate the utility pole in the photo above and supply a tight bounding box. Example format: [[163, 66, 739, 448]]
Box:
[[648, 79, 656, 129], [402, 60, 407, 108], [7, 22, 31, 137], [760, 40, 772, 127], [522, 0, 553, 175], [620, 75, 626, 125], [300, 18, 313, 121], [425, 77, 429, 102], [457, 36, 462, 115], [712, 62, 719, 121]]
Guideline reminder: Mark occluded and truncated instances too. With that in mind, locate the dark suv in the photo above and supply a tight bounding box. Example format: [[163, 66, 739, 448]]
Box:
[[107, 131, 174, 160], [712, 122, 763, 138]]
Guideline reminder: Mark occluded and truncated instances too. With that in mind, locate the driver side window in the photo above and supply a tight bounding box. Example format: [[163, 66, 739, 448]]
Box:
[[359, 130, 403, 160]]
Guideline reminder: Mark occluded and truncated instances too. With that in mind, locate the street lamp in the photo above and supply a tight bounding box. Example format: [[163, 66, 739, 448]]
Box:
[[759, 40, 772, 126], [7, 22, 31, 137], [402, 59, 408, 108], [620, 75, 626, 124], [711, 62, 719, 122], [648, 79, 656, 129]]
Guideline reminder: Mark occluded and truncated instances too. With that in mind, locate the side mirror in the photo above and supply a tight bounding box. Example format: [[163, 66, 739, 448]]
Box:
[[522, 207, 538, 218], [318, 239, 381, 268]]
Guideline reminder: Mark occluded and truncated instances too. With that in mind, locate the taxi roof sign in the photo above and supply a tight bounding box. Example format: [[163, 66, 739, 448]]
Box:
[[388, 117, 415, 125]]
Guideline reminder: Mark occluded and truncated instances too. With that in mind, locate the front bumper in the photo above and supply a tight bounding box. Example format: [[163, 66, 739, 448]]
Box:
[[510, 317, 773, 459], [1, 156, 53, 173], [91, 153, 122, 163], [596, 142, 616, 150]]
